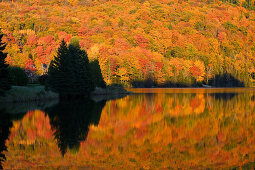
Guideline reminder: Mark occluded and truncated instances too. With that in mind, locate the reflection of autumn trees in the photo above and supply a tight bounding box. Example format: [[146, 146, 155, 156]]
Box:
[[2, 110, 57, 169], [96, 91, 255, 168], [2, 90, 255, 169], [2, 100, 106, 169], [45, 100, 106, 155]]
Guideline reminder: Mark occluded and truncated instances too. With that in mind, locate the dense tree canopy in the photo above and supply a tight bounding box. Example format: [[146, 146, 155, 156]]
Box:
[[0, 0, 254, 87]]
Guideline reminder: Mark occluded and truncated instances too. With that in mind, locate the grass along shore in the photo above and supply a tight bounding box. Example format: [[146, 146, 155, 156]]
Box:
[[0, 85, 131, 103], [0, 86, 58, 103]]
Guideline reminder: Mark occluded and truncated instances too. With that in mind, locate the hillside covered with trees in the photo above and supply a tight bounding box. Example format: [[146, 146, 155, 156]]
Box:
[[0, 0, 254, 87]]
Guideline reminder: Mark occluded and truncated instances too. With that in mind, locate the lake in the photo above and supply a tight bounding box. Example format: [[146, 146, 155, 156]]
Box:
[[0, 88, 254, 169]]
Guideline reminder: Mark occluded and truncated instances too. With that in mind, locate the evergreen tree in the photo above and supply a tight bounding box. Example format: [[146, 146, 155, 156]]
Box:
[[47, 40, 75, 97], [47, 38, 95, 98], [0, 31, 11, 96], [89, 59, 106, 88], [68, 43, 94, 96]]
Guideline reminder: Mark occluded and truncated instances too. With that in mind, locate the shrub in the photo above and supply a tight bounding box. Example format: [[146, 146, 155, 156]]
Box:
[[9, 67, 29, 86]]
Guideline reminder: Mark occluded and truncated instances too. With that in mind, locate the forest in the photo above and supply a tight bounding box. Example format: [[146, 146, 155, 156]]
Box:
[[0, 0, 254, 87]]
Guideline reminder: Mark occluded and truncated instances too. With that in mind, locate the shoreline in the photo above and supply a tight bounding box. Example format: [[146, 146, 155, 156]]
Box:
[[0, 86, 59, 103], [0, 85, 132, 104], [1, 86, 252, 104]]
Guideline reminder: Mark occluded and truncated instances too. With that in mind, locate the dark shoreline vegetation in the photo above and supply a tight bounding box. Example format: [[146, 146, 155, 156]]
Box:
[[0, 84, 131, 103], [131, 73, 246, 88]]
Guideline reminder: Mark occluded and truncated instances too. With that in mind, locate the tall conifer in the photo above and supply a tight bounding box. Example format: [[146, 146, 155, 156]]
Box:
[[47, 38, 95, 98], [47, 40, 75, 97], [0, 31, 11, 95], [90, 59, 106, 88], [68, 38, 94, 96]]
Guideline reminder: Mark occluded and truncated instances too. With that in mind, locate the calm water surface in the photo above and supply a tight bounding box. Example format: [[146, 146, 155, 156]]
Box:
[[0, 88, 254, 169]]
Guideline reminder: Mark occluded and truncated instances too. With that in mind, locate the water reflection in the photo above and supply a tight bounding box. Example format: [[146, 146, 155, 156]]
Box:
[[46, 100, 106, 155], [0, 113, 12, 170], [0, 89, 254, 169]]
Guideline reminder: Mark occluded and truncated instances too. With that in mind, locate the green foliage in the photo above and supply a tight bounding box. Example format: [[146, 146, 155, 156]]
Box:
[[223, 21, 238, 33], [118, 18, 124, 27], [167, 1, 175, 5], [168, 23, 173, 30], [223, 142, 238, 151], [129, 9, 137, 14], [244, 12, 250, 19], [9, 67, 29, 86], [220, 0, 239, 5], [0, 31, 11, 95], [69, 37, 80, 48], [165, 46, 186, 59], [239, 26, 248, 36], [194, 21, 206, 31], [220, 44, 234, 58], [242, 0, 255, 10], [180, 12, 192, 22], [47, 40, 94, 98]]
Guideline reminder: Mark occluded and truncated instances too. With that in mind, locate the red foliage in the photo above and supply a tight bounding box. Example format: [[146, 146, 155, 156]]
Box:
[[35, 46, 44, 58], [99, 46, 111, 59], [115, 38, 130, 50], [217, 31, 226, 42], [190, 66, 202, 77], [25, 59, 36, 72], [79, 38, 92, 49], [38, 35, 54, 45], [134, 34, 149, 49], [110, 57, 117, 76], [27, 34, 37, 46], [58, 31, 72, 43], [138, 56, 148, 74], [156, 61, 163, 71]]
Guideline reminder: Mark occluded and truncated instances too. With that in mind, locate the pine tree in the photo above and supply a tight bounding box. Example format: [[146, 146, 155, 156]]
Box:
[[89, 59, 106, 88], [68, 44, 94, 96], [47, 40, 75, 97], [0, 31, 11, 96], [47, 38, 95, 98]]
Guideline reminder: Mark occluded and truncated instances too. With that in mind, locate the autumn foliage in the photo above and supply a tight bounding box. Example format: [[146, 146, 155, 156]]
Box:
[[0, 0, 254, 86]]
